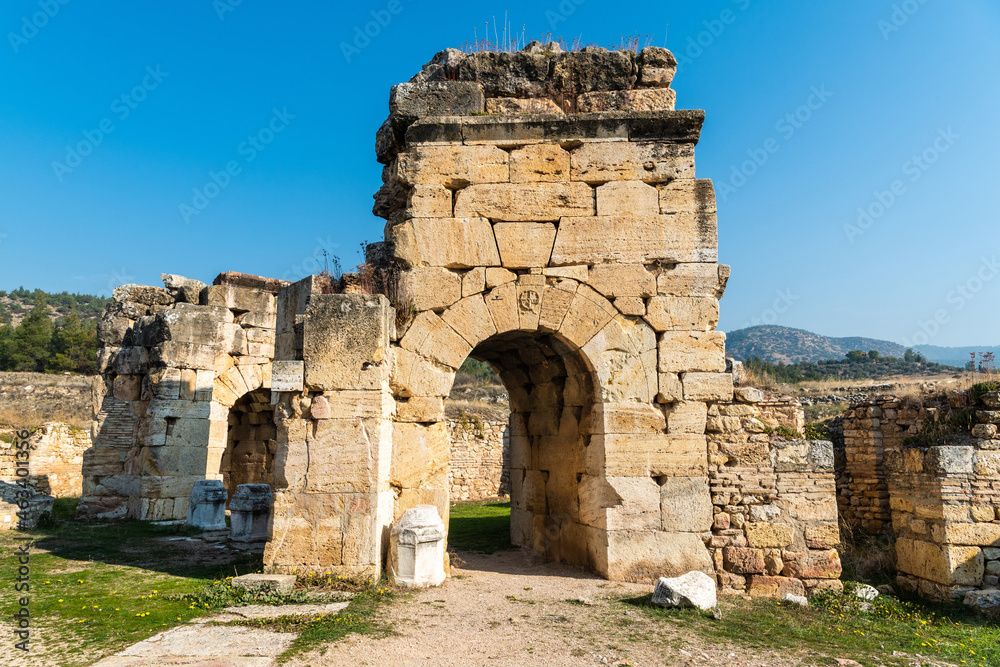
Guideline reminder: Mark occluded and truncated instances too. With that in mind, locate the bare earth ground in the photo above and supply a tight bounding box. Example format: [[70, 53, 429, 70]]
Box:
[[288, 549, 834, 667]]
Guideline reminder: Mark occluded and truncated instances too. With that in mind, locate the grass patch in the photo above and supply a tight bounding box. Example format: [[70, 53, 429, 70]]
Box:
[[628, 589, 999, 666], [0, 512, 262, 666], [448, 500, 511, 554]]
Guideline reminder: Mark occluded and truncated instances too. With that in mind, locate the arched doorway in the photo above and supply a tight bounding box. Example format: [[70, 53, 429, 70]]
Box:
[[220, 387, 275, 503]]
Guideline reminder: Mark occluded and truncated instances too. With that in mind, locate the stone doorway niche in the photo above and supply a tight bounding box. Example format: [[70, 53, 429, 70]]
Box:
[[458, 330, 598, 569], [221, 387, 276, 504]]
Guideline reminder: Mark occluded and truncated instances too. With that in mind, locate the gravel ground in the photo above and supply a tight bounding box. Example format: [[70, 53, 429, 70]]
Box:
[[287, 549, 833, 667]]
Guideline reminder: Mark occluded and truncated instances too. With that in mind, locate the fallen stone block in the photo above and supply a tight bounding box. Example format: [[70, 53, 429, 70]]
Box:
[[231, 573, 296, 594], [652, 571, 717, 610]]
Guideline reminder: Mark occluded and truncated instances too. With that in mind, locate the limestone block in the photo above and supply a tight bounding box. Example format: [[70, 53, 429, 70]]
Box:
[[582, 315, 657, 403], [305, 419, 379, 493], [401, 266, 463, 312], [657, 373, 683, 404], [308, 391, 387, 421], [971, 505, 996, 522], [113, 347, 150, 375], [391, 422, 448, 489], [399, 311, 470, 371], [570, 141, 694, 183], [660, 476, 713, 532], [454, 182, 595, 221], [781, 493, 839, 523], [149, 342, 217, 371], [397, 144, 506, 187], [391, 348, 453, 398], [537, 280, 578, 333], [658, 331, 726, 373], [461, 267, 486, 298], [896, 538, 984, 586], [393, 218, 501, 269], [782, 550, 842, 579], [493, 222, 557, 269], [551, 215, 717, 265], [587, 402, 666, 435], [485, 97, 564, 115], [231, 573, 296, 593], [658, 180, 717, 214], [614, 297, 645, 316], [543, 265, 589, 282], [113, 284, 174, 307], [973, 423, 998, 439], [724, 547, 766, 574], [516, 275, 545, 331], [638, 47, 678, 87], [645, 297, 719, 332], [509, 143, 570, 183], [405, 184, 452, 219], [203, 285, 275, 315], [746, 575, 805, 599], [442, 295, 498, 348], [229, 483, 273, 542], [113, 375, 142, 401], [598, 433, 707, 477], [587, 264, 657, 298], [926, 446, 974, 474], [595, 181, 660, 216], [651, 571, 717, 611], [934, 522, 1000, 546], [657, 263, 725, 297], [578, 475, 661, 532], [484, 283, 519, 335], [577, 88, 676, 113], [390, 80, 485, 122], [485, 267, 517, 288], [302, 295, 391, 392], [746, 523, 793, 548], [559, 286, 617, 348], [681, 372, 733, 402], [389, 505, 446, 587], [602, 530, 713, 582], [395, 396, 444, 422], [974, 451, 1000, 476], [667, 401, 708, 435], [805, 523, 841, 549]]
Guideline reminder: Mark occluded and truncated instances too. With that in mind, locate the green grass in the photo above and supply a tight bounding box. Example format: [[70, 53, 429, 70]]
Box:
[[448, 500, 512, 554], [628, 588, 999, 666]]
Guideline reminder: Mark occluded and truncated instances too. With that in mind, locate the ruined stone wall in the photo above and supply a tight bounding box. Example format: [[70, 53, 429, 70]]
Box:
[[79, 274, 281, 520], [0, 423, 91, 497], [447, 418, 509, 501], [706, 390, 842, 597]]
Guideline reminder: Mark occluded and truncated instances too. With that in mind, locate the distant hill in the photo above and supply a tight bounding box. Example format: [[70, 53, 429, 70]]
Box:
[[0, 288, 107, 327], [725, 325, 995, 367], [725, 326, 908, 364]]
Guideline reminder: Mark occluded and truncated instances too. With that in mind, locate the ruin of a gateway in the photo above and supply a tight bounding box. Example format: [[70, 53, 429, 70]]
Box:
[[77, 45, 845, 595]]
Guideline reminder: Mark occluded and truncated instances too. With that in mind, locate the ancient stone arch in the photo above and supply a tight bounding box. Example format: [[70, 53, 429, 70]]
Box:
[[80, 47, 844, 597]]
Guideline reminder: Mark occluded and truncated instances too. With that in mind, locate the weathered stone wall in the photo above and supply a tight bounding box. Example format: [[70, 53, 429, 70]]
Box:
[[836, 391, 1000, 600], [0, 423, 91, 497], [447, 418, 509, 501], [79, 273, 282, 520], [707, 390, 842, 597]]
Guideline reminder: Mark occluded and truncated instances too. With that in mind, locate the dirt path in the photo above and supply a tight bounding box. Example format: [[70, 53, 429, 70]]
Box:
[[287, 549, 834, 667]]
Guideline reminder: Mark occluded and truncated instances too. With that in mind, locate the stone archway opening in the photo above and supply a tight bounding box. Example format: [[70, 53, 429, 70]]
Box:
[[220, 387, 275, 505], [449, 329, 599, 570]]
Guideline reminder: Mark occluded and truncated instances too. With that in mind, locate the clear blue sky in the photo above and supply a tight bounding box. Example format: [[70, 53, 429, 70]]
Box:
[[1, 0, 997, 347]]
